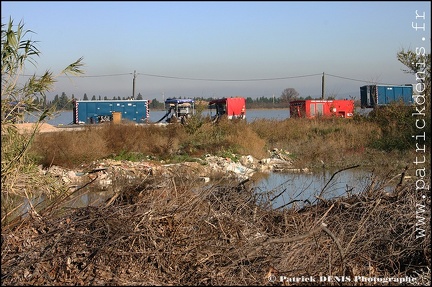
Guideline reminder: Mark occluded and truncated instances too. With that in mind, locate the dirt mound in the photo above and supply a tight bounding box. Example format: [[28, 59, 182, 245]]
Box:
[[8, 122, 59, 134]]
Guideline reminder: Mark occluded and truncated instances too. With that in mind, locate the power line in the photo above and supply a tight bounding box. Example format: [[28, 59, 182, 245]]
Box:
[[136, 72, 322, 81], [325, 73, 400, 86], [22, 73, 132, 78], [21, 72, 322, 81], [22, 71, 406, 86], [61, 73, 133, 78], [78, 73, 133, 78]]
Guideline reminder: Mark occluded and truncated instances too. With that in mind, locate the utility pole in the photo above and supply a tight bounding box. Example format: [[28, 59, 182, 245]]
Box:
[[132, 70, 136, 99], [321, 72, 325, 100]]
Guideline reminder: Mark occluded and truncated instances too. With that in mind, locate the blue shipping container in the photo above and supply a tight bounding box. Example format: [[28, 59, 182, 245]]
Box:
[[360, 85, 413, 108], [73, 100, 149, 124]]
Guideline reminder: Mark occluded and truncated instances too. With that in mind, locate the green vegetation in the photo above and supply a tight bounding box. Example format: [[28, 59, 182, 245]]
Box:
[[366, 103, 429, 151], [1, 17, 84, 198]]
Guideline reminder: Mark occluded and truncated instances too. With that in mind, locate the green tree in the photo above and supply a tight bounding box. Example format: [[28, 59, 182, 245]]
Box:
[[58, 92, 69, 109], [1, 17, 84, 198], [136, 93, 143, 100], [83, 93, 88, 100], [91, 95, 96, 100], [149, 98, 161, 109], [68, 94, 75, 109], [52, 94, 60, 109]]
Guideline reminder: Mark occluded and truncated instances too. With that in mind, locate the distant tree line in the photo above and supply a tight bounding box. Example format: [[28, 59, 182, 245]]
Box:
[[35, 88, 339, 111], [31, 92, 146, 110]]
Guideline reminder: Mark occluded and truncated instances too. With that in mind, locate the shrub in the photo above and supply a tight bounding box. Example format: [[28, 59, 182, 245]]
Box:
[[366, 102, 429, 151], [1, 18, 83, 202]]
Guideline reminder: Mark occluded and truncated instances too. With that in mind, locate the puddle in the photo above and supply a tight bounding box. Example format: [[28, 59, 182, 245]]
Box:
[[6, 167, 396, 223], [252, 168, 394, 209]]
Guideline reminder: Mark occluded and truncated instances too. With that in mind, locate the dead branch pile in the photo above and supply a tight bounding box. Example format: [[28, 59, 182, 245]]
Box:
[[1, 171, 430, 286]]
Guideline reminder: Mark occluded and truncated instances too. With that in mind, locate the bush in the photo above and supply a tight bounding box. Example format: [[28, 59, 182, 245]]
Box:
[[366, 103, 430, 151]]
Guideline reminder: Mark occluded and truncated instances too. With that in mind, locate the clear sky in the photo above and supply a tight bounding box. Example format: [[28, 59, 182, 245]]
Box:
[[2, 1, 431, 101]]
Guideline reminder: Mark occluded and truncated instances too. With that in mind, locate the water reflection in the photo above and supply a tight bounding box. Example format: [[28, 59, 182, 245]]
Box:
[[63, 189, 114, 208], [252, 168, 392, 210], [9, 167, 395, 223]]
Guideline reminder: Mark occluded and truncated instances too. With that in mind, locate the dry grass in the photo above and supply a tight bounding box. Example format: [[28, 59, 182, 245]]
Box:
[[29, 116, 410, 171], [1, 169, 430, 285], [30, 119, 269, 169], [249, 117, 385, 168]]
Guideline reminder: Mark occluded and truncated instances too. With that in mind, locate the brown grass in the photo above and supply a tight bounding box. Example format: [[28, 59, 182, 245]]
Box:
[[249, 117, 384, 168], [1, 169, 430, 285], [29, 117, 394, 171], [30, 119, 269, 168]]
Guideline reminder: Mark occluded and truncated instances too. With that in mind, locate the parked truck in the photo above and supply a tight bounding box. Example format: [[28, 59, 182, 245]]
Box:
[[73, 99, 149, 124], [289, 99, 355, 119], [360, 85, 413, 108], [157, 98, 195, 124], [208, 97, 246, 121]]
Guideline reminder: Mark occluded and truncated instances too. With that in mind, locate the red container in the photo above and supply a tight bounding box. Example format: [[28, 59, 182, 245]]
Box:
[[289, 99, 354, 118], [209, 97, 246, 120]]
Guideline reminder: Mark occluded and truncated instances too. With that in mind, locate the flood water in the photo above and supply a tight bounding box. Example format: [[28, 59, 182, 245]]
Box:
[[252, 168, 391, 210], [25, 108, 291, 125], [19, 108, 389, 213], [13, 166, 394, 221], [25, 107, 369, 125]]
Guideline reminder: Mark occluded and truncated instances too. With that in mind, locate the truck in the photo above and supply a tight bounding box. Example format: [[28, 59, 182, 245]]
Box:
[[360, 85, 413, 108], [157, 98, 195, 124], [289, 99, 355, 119], [208, 97, 246, 121], [72, 99, 149, 124]]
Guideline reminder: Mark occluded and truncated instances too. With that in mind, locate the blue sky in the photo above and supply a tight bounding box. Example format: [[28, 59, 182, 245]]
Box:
[[2, 1, 431, 101]]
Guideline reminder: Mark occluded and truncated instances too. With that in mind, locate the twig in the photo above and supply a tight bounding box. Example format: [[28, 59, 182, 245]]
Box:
[[344, 198, 381, 254], [242, 223, 326, 261], [321, 222, 345, 276], [315, 165, 360, 203], [395, 165, 408, 194], [269, 188, 287, 202]]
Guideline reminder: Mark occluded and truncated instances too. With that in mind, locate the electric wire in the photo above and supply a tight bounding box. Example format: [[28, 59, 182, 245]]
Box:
[[325, 73, 399, 86], [135, 72, 322, 81], [21, 71, 405, 86]]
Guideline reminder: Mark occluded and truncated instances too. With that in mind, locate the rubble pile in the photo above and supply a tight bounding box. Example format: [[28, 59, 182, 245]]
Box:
[[39, 149, 296, 192]]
